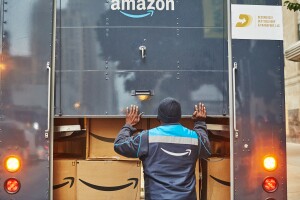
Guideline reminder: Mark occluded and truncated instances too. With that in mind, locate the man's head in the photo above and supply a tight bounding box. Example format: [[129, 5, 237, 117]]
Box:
[[157, 97, 181, 123]]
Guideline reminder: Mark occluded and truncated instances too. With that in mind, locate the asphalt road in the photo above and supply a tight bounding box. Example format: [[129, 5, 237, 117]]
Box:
[[287, 142, 300, 200]]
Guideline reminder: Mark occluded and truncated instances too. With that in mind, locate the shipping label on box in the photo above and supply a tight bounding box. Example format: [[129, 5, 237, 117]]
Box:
[[53, 159, 77, 200], [88, 118, 145, 160], [77, 160, 141, 200]]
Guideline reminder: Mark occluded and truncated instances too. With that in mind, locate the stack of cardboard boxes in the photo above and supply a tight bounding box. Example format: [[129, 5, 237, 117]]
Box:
[[54, 118, 141, 200]]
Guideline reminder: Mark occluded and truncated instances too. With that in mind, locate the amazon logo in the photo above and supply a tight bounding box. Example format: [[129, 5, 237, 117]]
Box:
[[53, 177, 74, 190], [79, 178, 138, 191], [111, 0, 175, 19], [161, 148, 192, 157], [90, 132, 115, 143], [210, 175, 230, 187]]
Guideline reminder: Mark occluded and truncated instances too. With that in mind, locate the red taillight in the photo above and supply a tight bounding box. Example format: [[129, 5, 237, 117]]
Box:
[[4, 178, 21, 194], [262, 177, 278, 193]]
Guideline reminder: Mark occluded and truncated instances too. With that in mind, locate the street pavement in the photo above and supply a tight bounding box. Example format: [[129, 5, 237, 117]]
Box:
[[287, 142, 300, 200]]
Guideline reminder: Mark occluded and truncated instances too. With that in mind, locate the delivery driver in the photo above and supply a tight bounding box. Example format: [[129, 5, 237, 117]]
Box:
[[114, 97, 211, 200]]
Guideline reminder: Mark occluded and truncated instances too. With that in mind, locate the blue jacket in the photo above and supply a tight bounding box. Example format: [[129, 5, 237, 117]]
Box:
[[114, 121, 211, 200]]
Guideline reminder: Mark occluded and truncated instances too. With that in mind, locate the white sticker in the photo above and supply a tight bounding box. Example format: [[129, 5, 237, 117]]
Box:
[[231, 4, 283, 40]]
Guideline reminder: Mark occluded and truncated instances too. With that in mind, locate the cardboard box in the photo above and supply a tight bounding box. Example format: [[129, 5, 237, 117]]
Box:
[[202, 157, 230, 200], [53, 159, 77, 200], [87, 118, 145, 160], [77, 160, 141, 200]]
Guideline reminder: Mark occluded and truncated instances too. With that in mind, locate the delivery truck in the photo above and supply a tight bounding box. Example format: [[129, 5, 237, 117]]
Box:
[[0, 0, 287, 199]]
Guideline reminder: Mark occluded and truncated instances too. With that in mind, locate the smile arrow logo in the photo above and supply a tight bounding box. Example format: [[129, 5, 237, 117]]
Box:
[[120, 10, 154, 19], [90, 132, 115, 143], [79, 178, 138, 191], [210, 175, 230, 186], [161, 148, 192, 157], [53, 177, 75, 190]]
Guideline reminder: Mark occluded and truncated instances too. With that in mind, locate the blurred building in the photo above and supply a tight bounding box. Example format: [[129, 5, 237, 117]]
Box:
[[283, 4, 300, 143]]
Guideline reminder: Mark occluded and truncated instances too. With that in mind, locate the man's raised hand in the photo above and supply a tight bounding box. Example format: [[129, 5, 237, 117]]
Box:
[[126, 105, 143, 126], [192, 102, 207, 121]]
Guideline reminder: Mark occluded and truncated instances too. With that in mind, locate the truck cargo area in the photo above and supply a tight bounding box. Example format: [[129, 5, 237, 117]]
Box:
[[53, 117, 230, 200]]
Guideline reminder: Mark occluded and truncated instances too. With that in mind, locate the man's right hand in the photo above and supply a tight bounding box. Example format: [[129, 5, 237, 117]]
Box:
[[125, 105, 143, 127], [192, 102, 207, 121]]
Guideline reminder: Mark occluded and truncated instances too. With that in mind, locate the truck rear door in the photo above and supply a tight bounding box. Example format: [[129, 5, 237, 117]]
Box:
[[230, 1, 287, 199], [0, 0, 52, 199]]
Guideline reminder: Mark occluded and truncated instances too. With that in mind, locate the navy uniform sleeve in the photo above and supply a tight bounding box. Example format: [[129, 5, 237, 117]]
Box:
[[114, 124, 148, 158], [194, 121, 211, 158]]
